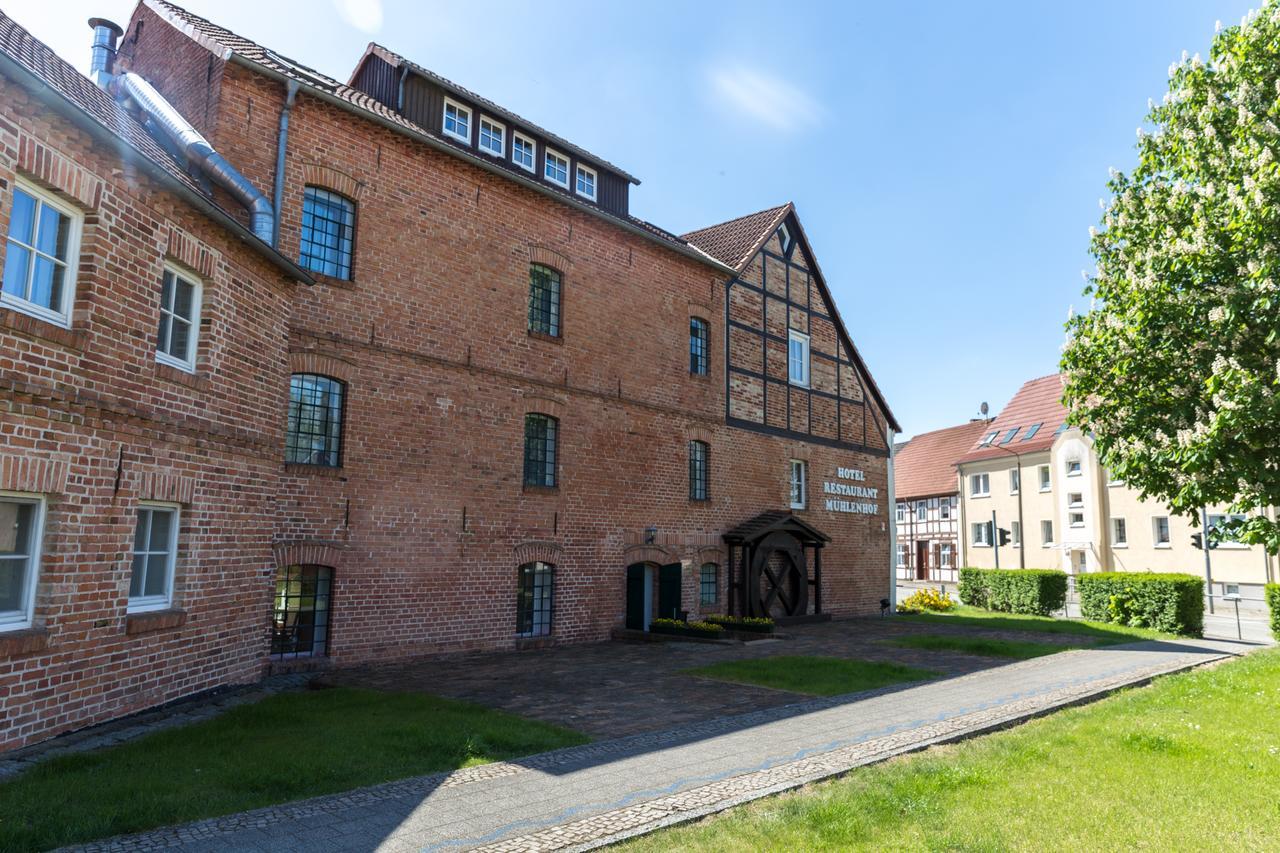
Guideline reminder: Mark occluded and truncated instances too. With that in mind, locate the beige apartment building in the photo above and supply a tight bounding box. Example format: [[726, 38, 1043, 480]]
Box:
[[956, 375, 1277, 608]]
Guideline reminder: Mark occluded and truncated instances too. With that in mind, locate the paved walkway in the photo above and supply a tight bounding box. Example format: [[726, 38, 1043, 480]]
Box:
[[68, 636, 1253, 852]]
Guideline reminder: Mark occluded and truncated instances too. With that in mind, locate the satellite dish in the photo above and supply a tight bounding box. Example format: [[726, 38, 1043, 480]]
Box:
[[980, 401, 989, 417]]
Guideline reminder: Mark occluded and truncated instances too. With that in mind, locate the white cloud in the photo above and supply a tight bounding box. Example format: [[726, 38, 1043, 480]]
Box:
[[332, 0, 383, 34], [707, 64, 823, 132]]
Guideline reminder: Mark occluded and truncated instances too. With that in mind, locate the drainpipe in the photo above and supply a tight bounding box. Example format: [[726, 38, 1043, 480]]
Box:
[[272, 80, 300, 248], [886, 426, 898, 611]]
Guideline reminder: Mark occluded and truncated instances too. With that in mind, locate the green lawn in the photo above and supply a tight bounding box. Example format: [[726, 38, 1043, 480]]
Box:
[[685, 655, 939, 696], [886, 633, 1077, 659], [898, 604, 1169, 644], [0, 687, 587, 852], [623, 648, 1280, 852]]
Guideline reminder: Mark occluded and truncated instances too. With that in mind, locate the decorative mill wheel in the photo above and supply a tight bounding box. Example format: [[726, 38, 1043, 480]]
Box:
[[747, 531, 809, 618]]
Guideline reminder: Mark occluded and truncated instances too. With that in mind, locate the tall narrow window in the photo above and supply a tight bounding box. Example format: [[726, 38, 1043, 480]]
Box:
[[299, 186, 355, 280], [271, 564, 332, 658], [1038, 465, 1051, 491], [512, 132, 536, 172], [1041, 520, 1054, 544], [155, 265, 202, 371], [516, 561, 554, 637], [129, 504, 178, 613], [789, 460, 807, 509], [940, 543, 954, 568], [916, 500, 927, 522], [1111, 517, 1127, 546], [689, 440, 709, 501], [544, 149, 570, 187], [970, 473, 990, 496], [1011, 520, 1021, 545], [528, 264, 562, 337], [523, 414, 558, 487], [689, 317, 709, 375], [1153, 516, 1171, 545], [443, 98, 472, 143], [286, 374, 345, 466], [1009, 468, 1020, 494], [896, 502, 906, 523], [0, 494, 44, 631], [788, 330, 810, 387], [2, 181, 80, 326], [971, 521, 992, 546], [940, 497, 952, 520], [700, 563, 718, 605]]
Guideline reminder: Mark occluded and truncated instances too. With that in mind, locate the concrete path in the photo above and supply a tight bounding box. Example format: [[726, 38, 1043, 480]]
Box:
[[67, 637, 1255, 853]]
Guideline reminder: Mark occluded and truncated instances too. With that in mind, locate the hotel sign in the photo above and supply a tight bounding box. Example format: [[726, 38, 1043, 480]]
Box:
[[823, 467, 879, 515]]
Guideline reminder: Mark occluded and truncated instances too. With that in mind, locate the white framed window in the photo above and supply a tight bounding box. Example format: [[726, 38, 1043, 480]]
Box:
[[1152, 515, 1171, 547], [1011, 520, 1021, 546], [969, 472, 990, 497], [0, 492, 45, 631], [544, 148, 570, 188], [1069, 511, 1085, 527], [155, 264, 202, 372], [971, 521, 992, 547], [478, 116, 505, 157], [1066, 457, 1082, 476], [896, 543, 908, 568], [1207, 513, 1248, 547], [1009, 468, 1020, 494], [1038, 464, 1051, 492], [978, 431, 998, 447], [442, 98, 472, 144], [512, 132, 536, 172], [1226, 583, 1241, 596], [1111, 517, 1127, 547], [1041, 519, 1054, 545], [916, 500, 927, 522], [939, 543, 954, 568], [1068, 492, 1083, 508], [787, 329, 810, 387], [2, 180, 81, 327], [940, 497, 952, 521], [789, 459, 807, 509], [575, 164, 597, 200], [128, 503, 179, 613], [896, 502, 906, 523]]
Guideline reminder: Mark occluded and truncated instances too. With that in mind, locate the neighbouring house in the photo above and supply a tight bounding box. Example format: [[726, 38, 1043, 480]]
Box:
[[894, 420, 989, 584], [0, 1, 900, 750]]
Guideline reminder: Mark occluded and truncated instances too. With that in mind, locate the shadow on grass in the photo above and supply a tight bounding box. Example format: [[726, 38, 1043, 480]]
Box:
[[895, 606, 1170, 645], [884, 634, 1077, 660], [683, 655, 941, 696]]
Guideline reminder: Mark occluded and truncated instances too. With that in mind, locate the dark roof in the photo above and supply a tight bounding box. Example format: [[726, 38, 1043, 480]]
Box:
[[143, 1, 718, 266], [681, 204, 791, 271], [956, 374, 1068, 465], [0, 7, 308, 282], [723, 510, 831, 544], [360, 43, 638, 184], [895, 421, 989, 499]]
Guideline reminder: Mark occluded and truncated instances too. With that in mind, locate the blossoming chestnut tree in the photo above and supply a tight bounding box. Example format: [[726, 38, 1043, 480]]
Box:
[[1062, 6, 1280, 552]]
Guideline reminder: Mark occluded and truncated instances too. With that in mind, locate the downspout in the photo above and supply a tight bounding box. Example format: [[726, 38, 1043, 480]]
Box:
[[886, 426, 898, 611], [272, 80, 300, 248]]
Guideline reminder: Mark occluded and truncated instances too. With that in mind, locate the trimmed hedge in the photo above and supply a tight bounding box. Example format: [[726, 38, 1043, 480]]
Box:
[[958, 568, 1068, 616], [703, 614, 775, 634], [1267, 584, 1280, 641], [1077, 572, 1203, 637], [649, 618, 724, 638]]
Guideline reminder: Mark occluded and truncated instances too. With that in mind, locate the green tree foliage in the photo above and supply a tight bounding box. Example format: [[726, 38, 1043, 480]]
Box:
[[1063, 7, 1280, 552]]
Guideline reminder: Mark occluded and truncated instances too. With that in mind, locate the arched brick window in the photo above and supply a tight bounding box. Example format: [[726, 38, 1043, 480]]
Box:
[[271, 564, 333, 658], [689, 317, 709, 375], [523, 413, 558, 487], [528, 264, 561, 338], [299, 186, 356, 279], [700, 562, 718, 605], [516, 561, 554, 637], [689, 440, 709, 501], [286, 374, 345, 467]]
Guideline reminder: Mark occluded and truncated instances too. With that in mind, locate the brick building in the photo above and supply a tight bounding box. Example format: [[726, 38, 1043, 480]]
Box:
[[0, 1, 898, 750]]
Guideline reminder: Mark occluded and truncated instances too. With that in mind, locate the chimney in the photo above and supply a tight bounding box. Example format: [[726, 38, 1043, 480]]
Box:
[[88, 17, 123, 88]]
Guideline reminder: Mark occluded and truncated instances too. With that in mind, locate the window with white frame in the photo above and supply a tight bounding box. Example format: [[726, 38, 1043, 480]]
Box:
[[544, 149, 569, 187], [155, 264, 202, 371], [1041, 519, 1054, 544], [478, 116, 505, 156], [1207, 513, 1248, 546], [443, 98, 472, 143], [2, 180, 81, 327], [787, 329, 810, 387], [0, 493, 44, 631], [896, 502, 906, 523], [916, 500, 927, 522], [789, 459, 806, 509], [971, 521, 992, 546], [1038, 464, 1051, 491], [1152, 515, 1171, 545], [940, 543, 954, 567], [1009, 468, 1020, 494], [1066, 456, 1082, 476], [575, 164, 597, 200], [1011, 520, 1021, 546], [512, 132, 536, 172], [970, 472, 990, 497], [1068, 492, 1083, 508], [896, 543, 908, 567], [940, 497, 952, 520], [129, 503, 178, 613], [1069, 511, 1085, 527], [1111, 517, 1127, 546]]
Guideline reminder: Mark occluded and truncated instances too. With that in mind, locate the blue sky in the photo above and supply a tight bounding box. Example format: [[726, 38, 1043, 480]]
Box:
[[23, 0, 1256, 438]]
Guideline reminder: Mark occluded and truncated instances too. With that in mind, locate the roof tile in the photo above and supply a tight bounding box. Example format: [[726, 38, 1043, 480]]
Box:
[[956, 374, 1068, 465], [681, 204, 790, 271], [895, 421, 990, 499]]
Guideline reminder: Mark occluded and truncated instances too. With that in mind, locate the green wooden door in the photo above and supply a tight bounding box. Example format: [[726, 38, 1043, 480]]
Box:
[[625, 564, 646, 630], [658, 563, 682, 621]]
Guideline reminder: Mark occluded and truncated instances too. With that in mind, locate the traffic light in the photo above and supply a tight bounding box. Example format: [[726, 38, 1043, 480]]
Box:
[[997, 527, 1011, 547], [1190, 532, 1203, 550]]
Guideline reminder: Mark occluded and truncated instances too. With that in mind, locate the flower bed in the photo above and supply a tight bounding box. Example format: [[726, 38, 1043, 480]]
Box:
[[649, 618, 725, 639], [702, 614, 776, 634]]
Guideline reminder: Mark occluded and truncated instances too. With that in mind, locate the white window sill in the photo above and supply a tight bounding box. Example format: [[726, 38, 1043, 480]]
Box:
[[789, 379, 810, 389], [155, 352, 196, 373], [0, 617, 35, 633], [1215, 543, 1249, 550], [479, 146, 505, 159], [127, 598, 173, 614], [1070, 524, 1085, 529], [1, 294, 72, 329], [1042, 543, 1055, 547], [1039, 487, 1051, 493], [790, 504, 806, 511], [1154, 543, 1172, 549], [443, 129, 471, 145], [575, 189, 597, 202], [970, 493, 990, 499], [1113, 543, 1128, 549], [971, 543, 992, 548]]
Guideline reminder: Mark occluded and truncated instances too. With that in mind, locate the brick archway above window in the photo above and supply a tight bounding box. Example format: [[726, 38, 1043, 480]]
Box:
[[273, 540, 347, 570], [623, 543, 672, 566], [134, 469, 196, 505], [522, 392, 566, 418], [528, 244, 572, 271], [696, 545, 726, 566], [687, 426, 714, 445], [513, 540, 564, 566], [301, 163, 365, 201], [289, 350, 356, 383], [0, 453, 69, 495], [16, 134, 102, 209], [163, 225, 219, 279], [688, 298, 713, 318]]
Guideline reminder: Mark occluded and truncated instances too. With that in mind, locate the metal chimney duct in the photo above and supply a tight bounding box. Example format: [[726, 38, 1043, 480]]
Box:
[[87, 18, 123, 88]]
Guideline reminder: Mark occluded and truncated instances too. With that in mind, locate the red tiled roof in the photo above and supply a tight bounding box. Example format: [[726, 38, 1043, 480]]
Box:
[[681, 204, 791, 271], [956, 374, 1068, 465], [895, 421, 990, 499]]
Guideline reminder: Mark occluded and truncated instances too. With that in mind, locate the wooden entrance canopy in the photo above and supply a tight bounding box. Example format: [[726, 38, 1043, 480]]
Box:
[[723, 511, 830, 619]]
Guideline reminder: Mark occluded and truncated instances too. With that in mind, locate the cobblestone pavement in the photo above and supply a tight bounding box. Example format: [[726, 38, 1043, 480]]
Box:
[[63, 635, 1251, 852], [316, 617, 1091, 738]]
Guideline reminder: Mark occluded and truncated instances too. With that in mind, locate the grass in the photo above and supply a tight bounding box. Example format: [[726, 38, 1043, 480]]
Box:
[[684, 655, 939, 697], [0, 687, 587, 852], [622, 647, 1280, 852], [898, 604, 1170, 644], [886, 633, 1077, 659]]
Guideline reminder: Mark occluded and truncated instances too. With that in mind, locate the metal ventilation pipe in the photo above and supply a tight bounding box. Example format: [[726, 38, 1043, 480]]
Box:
[[87, 17, 123, 88]]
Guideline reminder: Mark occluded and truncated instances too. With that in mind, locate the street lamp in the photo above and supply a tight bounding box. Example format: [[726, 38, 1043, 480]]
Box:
[[986, 441, 1027, 569]]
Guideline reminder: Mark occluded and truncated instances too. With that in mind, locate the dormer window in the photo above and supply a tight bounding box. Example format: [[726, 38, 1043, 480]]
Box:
[[479, 117, 505, 156], [544, 149, 569, 188], [778, 222, 793, 254], [512, 132, 536, 172], [575, 164, 597, 201], [443, 98, 471, 144]]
